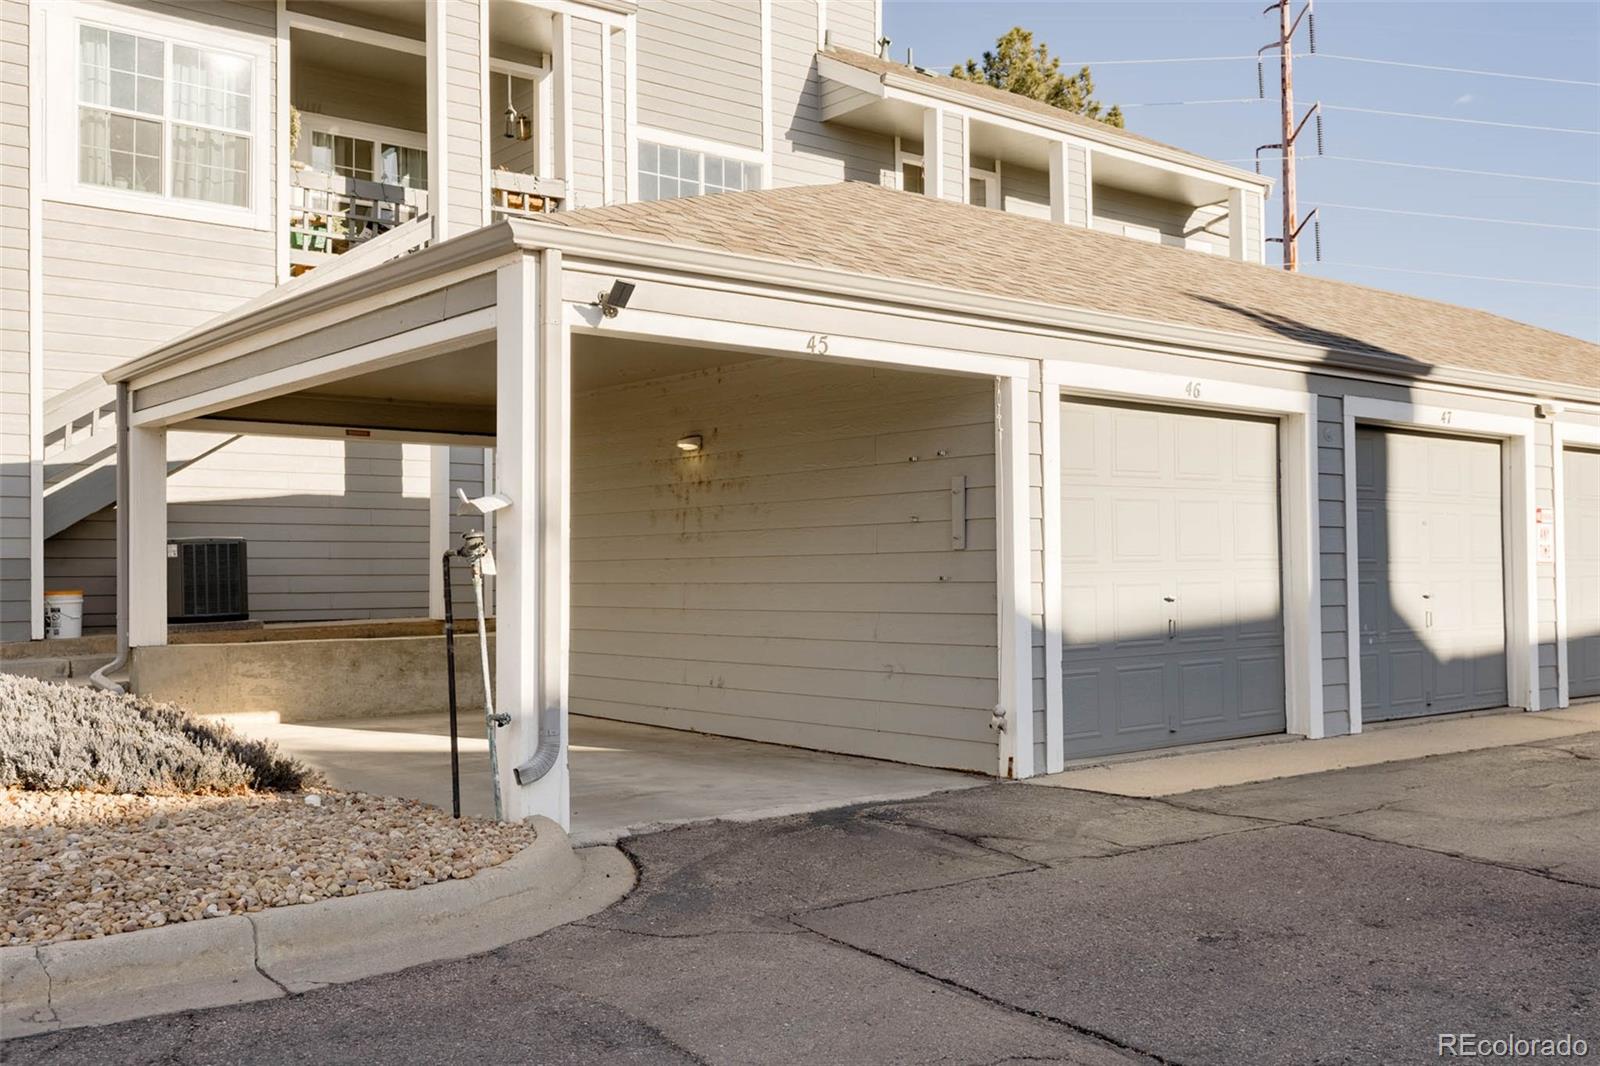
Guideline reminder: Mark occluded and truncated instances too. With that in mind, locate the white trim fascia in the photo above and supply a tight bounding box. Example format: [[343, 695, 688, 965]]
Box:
[[565, 303, 1032, 381], [275, 1, 290, 283], [180, 419, 494, 448], [1040, 358, 1325, 747], [959, 112, 970, 204], [489, 56, 546, 82], [42, 0, 275, 231], [996, 373, 1035, 778], [623, 16, 637, 200], [816, 0, 827, 49], [1552, 420, 1600, 709], [555, 12, 573, 190], [921, 106, 942, 199], [1040, 388, 1063, 771], [130, 307, 497, 426], [835, 60, 1271, 193], [426, 0, 450, 239], [527, 0, 630, 31], [27, 0, 46, 640], [872, 0, 881, 46], [759, 0, 773, 179], [1341, 407, 1363, 731], [285, 9, 425, 56], [297, 113, 429, 152], [600, 25, 614, 203], [633, 125, 768, 167], [427, 443, 450, 619], [1342, 396, 1542, 722], [1082, 146, 1094, 227]]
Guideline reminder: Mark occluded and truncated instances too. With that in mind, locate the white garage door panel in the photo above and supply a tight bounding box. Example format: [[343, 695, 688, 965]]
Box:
[[1566, 448, 1600, 699], [1060, 400, 1287, 758], [1357, 428, 1507, 721]]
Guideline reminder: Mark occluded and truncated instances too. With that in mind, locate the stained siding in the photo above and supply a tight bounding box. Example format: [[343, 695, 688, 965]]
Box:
[[569, 17, 606, 209], [636, 0, 762, 152], [770, 0, 893, 187], [1093, 185, 1229, 255], [0, 0, 30, 640], [444, 0, 485, 232], [569, 357, 1000, 772], [1317, 395, 1350, 734]]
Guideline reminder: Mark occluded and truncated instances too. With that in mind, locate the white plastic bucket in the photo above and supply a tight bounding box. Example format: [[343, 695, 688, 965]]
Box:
[[44, 590, 84, 639]]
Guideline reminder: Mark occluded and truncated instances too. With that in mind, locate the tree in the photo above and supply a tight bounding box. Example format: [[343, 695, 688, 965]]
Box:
[[951, 27, 1124, 129]]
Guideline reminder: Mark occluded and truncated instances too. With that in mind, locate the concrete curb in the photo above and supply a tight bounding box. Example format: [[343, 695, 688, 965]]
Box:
[[1, 819, 634, 1039]]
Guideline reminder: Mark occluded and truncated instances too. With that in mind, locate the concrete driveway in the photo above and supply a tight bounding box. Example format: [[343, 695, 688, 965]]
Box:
[[11, 726, 1599, 1065]]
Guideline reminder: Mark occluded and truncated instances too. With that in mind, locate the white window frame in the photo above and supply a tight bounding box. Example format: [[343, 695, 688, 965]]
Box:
[[296, 113, 428, 188], [635, 126, 766, 202], [968, 165, 1000, 210], [893, 139, 924, 194], [43, 0, 274, 230]]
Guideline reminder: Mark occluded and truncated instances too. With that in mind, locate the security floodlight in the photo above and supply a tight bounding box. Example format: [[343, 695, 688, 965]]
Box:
[[596, 280, 635, 318], [456, 487, 513, 515]]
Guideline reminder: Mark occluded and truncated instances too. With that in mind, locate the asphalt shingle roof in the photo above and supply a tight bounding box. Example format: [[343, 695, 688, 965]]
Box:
[[534, 182, 1598, 391]]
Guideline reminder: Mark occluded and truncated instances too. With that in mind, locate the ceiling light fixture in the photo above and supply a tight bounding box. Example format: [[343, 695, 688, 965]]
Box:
[[675, 435, 703, 453]]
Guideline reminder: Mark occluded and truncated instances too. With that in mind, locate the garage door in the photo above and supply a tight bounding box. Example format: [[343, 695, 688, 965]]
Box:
[[1356, 428, 1507, 721], [1566, 448, 1600, 700], [1059, 400, 1286, 758]]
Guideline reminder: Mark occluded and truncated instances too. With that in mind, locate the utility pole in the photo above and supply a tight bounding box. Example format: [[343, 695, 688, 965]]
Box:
[[1258, 1, 1319, 271], [1278, 0, 1297, 272]]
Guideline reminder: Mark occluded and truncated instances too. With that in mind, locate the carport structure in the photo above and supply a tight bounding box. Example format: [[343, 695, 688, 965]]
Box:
[[104, 193, 1045, 827]]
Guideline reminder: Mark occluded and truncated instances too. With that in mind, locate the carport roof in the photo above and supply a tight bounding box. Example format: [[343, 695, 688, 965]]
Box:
[[529, 181, 1598, 392]]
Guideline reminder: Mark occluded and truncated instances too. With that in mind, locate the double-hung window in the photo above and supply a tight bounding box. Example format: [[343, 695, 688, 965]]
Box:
[[52, 5, 269, 225], [638, 141, 762, 202]]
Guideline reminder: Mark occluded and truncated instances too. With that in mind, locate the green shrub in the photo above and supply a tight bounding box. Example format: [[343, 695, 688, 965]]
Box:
[[0, 674, 319, 795]]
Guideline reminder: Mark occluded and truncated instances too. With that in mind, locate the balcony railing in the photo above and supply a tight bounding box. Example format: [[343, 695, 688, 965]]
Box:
[[288, 168, 429, 273], [490, 170, 567, 219]]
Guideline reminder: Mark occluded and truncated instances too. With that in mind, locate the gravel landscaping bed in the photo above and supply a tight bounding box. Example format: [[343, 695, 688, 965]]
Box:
[[2, 789, 538, 946]]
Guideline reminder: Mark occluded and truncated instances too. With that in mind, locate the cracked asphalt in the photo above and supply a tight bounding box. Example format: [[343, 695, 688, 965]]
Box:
[[9, 728, 1600, 1065]]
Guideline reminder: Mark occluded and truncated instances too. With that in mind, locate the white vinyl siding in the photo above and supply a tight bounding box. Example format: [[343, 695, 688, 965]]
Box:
[[569, 17, 606, 208], [1093, 185, 1229, 255], [0, 0, 31, 640], [1000, 161, 1050, 221], [570, 358, 1001, 772], [941, 111, 962, 202], [769, 0, 892, 188], [1533, 422, 1558, 708], [636, 0, 762, 152], [823, 0, 878, 51], [443, 0, 484, 231], [47, 442, 488, 631]]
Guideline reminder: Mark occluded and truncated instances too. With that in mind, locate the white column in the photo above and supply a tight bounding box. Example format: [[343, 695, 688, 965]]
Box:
[[1227, 187, 1248, 262], [1047, 141, 1067, 225], [995, 374, 1034, 779], [921, 107, 943, 200], [425, 0, 451, 241], [125, 423, 168, 649], [428, 447, 451, 619], [552, 13, 573, 199], [494, 252, 570, 827]]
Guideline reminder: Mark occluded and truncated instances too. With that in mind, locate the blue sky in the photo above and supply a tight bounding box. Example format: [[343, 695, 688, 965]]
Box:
[[882, 1, 1600, 343]]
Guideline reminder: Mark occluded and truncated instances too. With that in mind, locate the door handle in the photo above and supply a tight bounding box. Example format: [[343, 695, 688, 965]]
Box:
[[1168, 619, 1177, 639], [1425, 610, 1433, 628]]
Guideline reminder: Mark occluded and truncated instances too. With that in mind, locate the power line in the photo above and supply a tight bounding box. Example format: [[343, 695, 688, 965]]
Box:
[[1315, 53, 1600, 88], [1316, 202, 1600, 232], [1052, 51, 1600, 87], [1322, 103, 1600, 136], [1229, 154, 1600, 187], [1318, 261, 1600, 291], [1119, 97, 1600, 135]]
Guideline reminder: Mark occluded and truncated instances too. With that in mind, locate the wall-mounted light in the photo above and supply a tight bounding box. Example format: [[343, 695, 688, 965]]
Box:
[[675, 435, 703, 454], [596, 280, 635, 318]]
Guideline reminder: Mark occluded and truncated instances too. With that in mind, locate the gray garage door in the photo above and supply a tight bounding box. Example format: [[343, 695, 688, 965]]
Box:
[[1566, 448, 1600, 700], [1059, 399, 1286, 758], [1356, 428, 1507, 721]]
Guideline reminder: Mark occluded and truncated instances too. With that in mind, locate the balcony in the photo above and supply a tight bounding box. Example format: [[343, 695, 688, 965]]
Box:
[[288, 168, 429, 274], [490, 169, 566, 220]]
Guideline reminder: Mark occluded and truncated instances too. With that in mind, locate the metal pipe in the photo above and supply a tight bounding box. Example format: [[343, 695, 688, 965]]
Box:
[[442, 551, 461, 819], [469, 554, 506, 822], [90, 384, 132, 694]]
